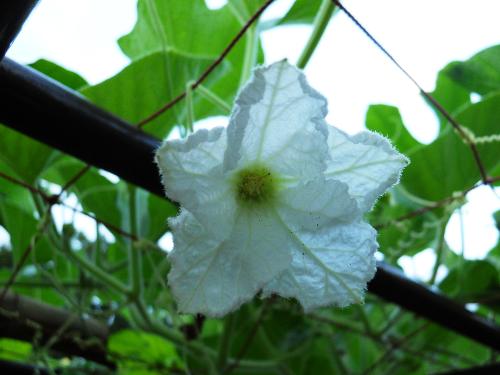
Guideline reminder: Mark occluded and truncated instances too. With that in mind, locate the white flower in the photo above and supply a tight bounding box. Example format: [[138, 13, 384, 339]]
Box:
[[155, 60, 408, 317]]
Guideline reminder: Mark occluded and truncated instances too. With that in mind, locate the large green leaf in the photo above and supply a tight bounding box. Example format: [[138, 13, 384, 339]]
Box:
[[402, 93, 500, 201], [0, 162, 36, 214], [0, 339, 32, 362], [120, 0, 244, 59], [108, 329, 182, 374], [81, 51, 228, 138], [428, 67, 471, 130], [365, 104, 421, 154], [297, 338, 340, 374], [29, 59, 88, 90], [440, 260, 499, 302], [278, 0, 323, 25], [343, 333, 380, 373], [444, 45, 500, 95], [0, 168, 52, 265], [116, 0, 263, 136], [0, 127, 60, 184], [0, 200, 52, 264]]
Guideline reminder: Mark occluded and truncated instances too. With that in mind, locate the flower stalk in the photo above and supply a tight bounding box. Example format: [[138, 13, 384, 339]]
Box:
[[297, 0, 336, 69]]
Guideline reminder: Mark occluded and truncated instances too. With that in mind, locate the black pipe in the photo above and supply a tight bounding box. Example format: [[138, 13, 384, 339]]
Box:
[[370, 263, 500, 351], [0, 0, 39, 60], [0, 58, 164, 196], [0, 292, 113, 367], [0, 359, 53, 375], [1, 58, 500, 351]]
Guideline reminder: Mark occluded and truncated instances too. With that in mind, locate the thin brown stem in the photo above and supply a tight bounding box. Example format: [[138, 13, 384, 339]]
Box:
[[0, 170, 49, 199], [58, 164, 91, 197]]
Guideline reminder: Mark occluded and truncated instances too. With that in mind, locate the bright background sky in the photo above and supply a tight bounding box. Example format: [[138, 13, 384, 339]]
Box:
[[5, 0, 500, 281]]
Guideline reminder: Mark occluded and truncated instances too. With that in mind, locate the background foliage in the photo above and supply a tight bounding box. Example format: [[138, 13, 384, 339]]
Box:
[[1, 0, 499, 374]]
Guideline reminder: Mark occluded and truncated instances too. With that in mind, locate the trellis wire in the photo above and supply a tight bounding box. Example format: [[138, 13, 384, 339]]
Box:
[[331, 0, 489, 183]]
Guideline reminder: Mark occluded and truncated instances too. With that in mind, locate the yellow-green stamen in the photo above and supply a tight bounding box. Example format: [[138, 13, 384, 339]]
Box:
[[234, 165, 278, 205]]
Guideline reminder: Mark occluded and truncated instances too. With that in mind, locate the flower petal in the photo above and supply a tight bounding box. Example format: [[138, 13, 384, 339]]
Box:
[[168, 208, 292, 317], [155, 127, 236, 240], [263, 217, 377, 311], [224, 60, 329, 180], [276, 178, 359, 231], [325, 126, 409, 211]]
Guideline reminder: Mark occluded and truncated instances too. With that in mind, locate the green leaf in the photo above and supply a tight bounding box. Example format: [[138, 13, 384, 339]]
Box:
[[444, 45, 500, 95], [440, 260, 498, 300], [228, 0, 269, 20], [0, 162, 36, 214], [137, 189, 176, 240], [428, 67, 471, 130], [81, 51, 228, 138], [365, 104, 421, 154], [279, 0, 324, 25], [108, 329, 182, 374], [120, 0, 246, 60], [298, 338, 339, 374], [0, 339, 32, 361], [402, 93, 500, 200], [29, 59, 88, 90], [0, 127, 60, 184], [343, 332, 380, 373], [0, 199, 52, 264], [116, 0, 262, 135], [262, 308, 311, 353]]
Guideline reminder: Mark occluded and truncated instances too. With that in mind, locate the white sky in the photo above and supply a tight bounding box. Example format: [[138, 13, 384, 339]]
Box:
[[5, 0, 500, 280]]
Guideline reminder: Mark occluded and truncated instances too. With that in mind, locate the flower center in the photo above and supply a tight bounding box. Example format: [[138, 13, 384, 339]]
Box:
[[235, 165, 276, 204]]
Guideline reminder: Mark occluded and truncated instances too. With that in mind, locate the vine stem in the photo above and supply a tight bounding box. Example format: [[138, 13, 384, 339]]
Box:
[[217, 314, 235, 370], [185, 81, 195, 135], [240, 24, 258, 87], [429, 217, 449, 285], [128, 186, 142, 298], [64, 246, 129, 295], [196, 83, 231, 113], [297, 0, 336, 69]]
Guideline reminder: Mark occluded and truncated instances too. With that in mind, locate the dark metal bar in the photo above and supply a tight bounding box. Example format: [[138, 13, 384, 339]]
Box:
[[0, 359, 53, 375], [1, 58, 500, 351], [0, 0, 39, 60], [370, 263, 500, 351], [0, 58, 164, 196], [0, 291, 113, 367]]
